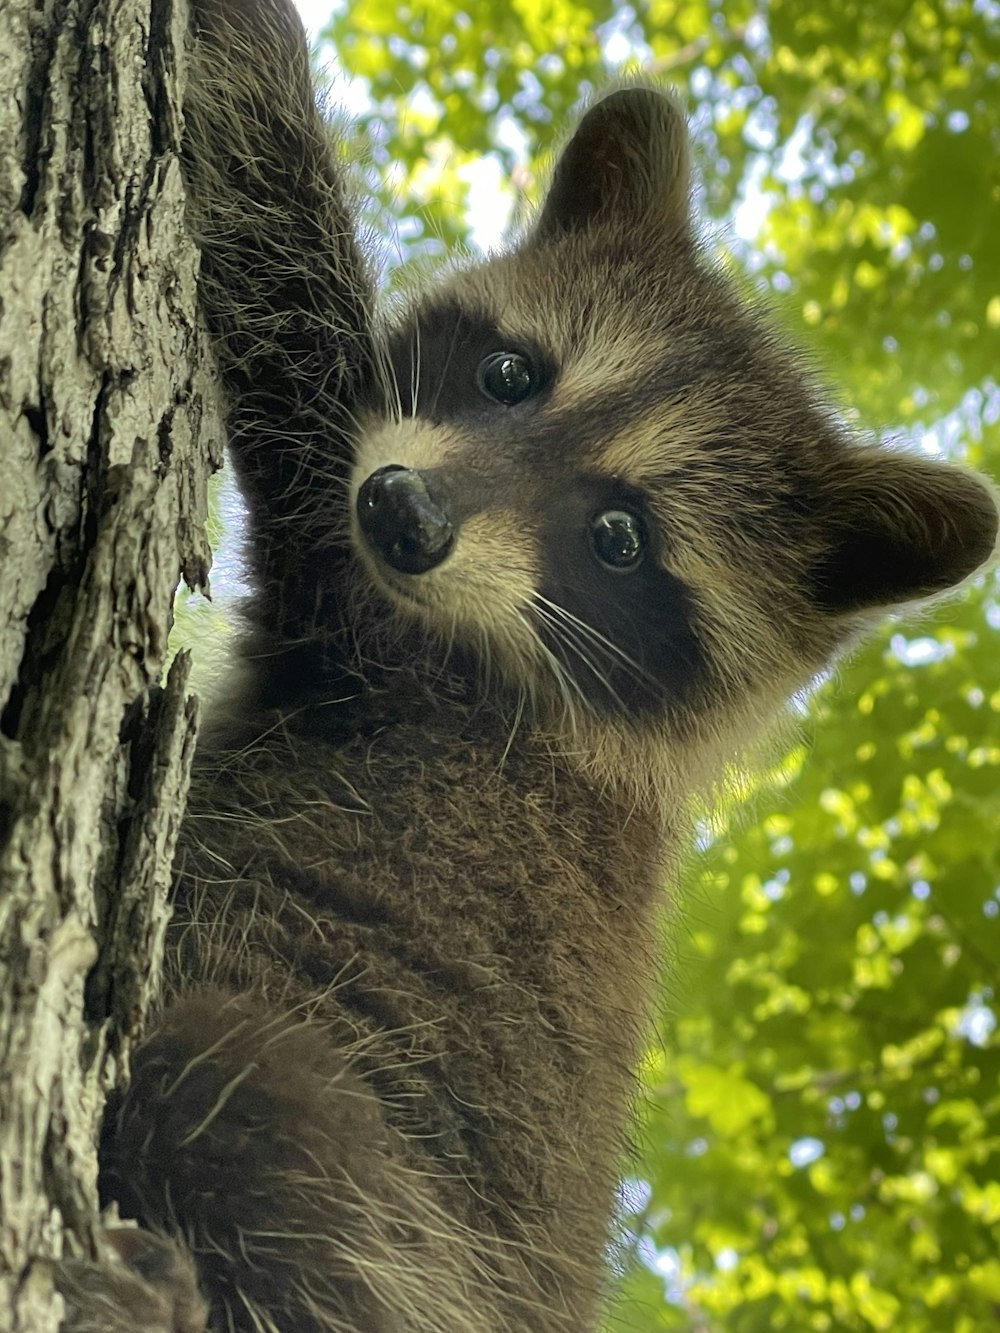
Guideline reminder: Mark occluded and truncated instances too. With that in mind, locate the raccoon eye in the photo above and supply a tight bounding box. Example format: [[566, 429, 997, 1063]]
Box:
[[477, 352, 535, 405], [590, 510, 645, 571]]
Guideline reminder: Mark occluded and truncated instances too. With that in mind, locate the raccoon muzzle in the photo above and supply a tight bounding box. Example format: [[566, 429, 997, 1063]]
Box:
[[357, 465, 455, 574]]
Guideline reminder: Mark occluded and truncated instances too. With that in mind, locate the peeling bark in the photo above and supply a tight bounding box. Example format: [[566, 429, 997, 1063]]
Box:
[[0, 0, 219, 1327]]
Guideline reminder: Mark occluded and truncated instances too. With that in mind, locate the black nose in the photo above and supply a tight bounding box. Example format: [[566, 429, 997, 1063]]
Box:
[[356, 466, 454, 575]]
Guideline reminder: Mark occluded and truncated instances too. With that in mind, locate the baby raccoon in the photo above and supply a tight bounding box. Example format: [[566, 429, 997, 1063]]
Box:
[[58, 0, 998, 1331]]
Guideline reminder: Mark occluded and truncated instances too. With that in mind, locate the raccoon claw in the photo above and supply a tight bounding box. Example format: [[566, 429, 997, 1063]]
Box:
[[54, 1227, 209, 1333]]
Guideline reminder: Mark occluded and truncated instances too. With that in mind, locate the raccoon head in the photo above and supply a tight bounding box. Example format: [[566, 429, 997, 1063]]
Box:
[[350, 88, 998, 780]]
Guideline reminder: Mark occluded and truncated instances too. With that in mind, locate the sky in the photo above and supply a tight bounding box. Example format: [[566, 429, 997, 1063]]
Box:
[[295, 0, 335, 40]]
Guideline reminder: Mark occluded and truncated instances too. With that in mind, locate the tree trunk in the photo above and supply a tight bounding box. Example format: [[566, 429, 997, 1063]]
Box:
[[0, 0, 218, 1327]]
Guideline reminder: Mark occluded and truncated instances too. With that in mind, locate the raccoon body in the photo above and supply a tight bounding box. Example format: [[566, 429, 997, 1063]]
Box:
[[64, 0, 999, 1331]]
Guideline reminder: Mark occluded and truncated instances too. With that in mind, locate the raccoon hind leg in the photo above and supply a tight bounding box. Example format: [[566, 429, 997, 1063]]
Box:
[[53, 1228, 208, 1333], [96, 988, 481, 1333]]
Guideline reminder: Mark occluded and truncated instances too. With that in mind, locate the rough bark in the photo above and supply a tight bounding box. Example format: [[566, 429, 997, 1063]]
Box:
[[0, 0, 219, 1327]]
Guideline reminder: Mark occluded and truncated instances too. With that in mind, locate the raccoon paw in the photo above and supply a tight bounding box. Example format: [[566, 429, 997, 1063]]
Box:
[[54, 1227, 209, 1333]]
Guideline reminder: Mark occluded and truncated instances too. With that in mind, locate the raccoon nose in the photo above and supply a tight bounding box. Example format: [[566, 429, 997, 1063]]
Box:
[[356, 466, 455, 575]]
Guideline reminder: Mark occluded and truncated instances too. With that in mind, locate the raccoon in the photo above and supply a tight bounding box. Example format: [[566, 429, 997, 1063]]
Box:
[[57, 0, 998, 1330]]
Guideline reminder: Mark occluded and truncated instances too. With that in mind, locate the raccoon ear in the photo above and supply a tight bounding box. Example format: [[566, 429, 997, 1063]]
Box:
[[810, 452, 998, 614], [534, 87, 691, 241]]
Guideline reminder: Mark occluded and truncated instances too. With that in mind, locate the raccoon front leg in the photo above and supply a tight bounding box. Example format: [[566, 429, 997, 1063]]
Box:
[[183, 0, 378, 660]]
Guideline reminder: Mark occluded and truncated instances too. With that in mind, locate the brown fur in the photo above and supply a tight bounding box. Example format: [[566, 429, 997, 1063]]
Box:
[[59, 0, 998, 1330]]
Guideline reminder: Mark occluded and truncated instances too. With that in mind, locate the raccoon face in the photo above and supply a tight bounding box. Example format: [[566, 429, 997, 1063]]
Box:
[[351, 295, 707, 726], [351, 88, 998, 742]]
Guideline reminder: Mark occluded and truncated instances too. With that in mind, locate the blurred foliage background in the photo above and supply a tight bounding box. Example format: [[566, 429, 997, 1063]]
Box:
[[184, 0, 1000, 1327]]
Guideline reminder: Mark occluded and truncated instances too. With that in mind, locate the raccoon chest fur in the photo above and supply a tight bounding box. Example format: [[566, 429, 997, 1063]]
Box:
[[81, 0, 1000, 1331], [177, 703, 669, 1194], [177, 694, 666, 1094], [142, 688, 670, 1330]]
